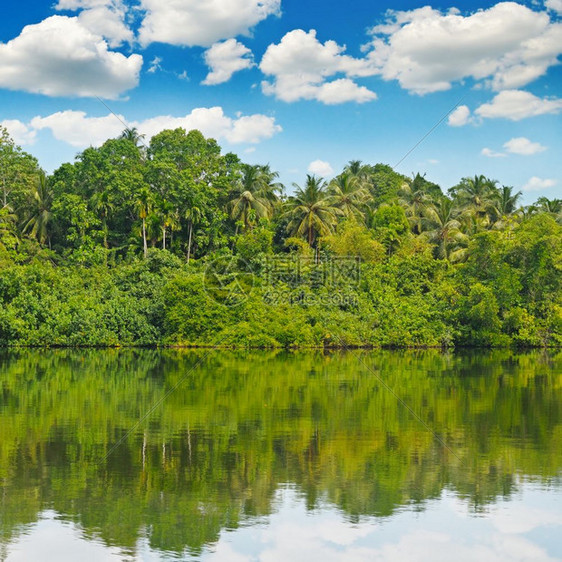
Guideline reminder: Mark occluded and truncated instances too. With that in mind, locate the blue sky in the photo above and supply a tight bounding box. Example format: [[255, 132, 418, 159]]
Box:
[[1, 0, 561, 202]]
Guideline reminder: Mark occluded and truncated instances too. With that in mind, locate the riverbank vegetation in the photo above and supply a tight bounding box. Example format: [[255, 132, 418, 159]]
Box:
[[0, 126, 560, 348]]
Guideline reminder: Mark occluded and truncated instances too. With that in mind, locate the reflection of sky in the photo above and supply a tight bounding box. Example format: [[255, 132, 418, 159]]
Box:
[[4, 484, 562, 562]]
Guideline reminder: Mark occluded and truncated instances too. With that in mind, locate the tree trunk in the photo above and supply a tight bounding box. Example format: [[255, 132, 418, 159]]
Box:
[[142, 217, 147, 258], [187, 221, 193, 264], [162, 227, 166, 250], [1, 176, 6, 207]]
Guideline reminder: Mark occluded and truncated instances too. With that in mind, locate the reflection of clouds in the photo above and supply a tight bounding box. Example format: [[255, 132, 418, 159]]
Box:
[[5, 511, 123, 562], [4, 487, 562, 561], [208, 541, 251, 562], [216, 487, 562, 562], [258, 524, 558, 562], [490, 505, 562, 535]]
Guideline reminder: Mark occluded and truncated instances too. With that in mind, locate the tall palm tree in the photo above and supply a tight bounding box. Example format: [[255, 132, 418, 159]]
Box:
[[494, 185, 522, 216], [91, 189, 114, 248], [423, 197, 467, 260], [229, 164, 280, 230], [22, 171, 53, 248], [454, 175, 498, 230], [134, 186, 154, 258], [157, 199, 180, 250], [184, 204, 202, 264], [283, 175, 341, 246], [344, 160, 372, 180], [120, 127, 146, 148], [535, 197, 562, 224], [398, 179, 433, 235], [328, 173, 371, 222], [491, 185, 522, 229]]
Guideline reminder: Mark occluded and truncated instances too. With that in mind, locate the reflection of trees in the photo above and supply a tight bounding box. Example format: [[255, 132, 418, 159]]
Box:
[[0, 350, 561, 556]]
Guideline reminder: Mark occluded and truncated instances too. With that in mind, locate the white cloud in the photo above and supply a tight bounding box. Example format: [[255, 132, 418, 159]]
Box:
[[307, 160, 334, 177], [224, 114, 281, 143], [481, 148, 506, 158], [260, 29, 377, 104], [0, 16, 142, 98], [364, 2, 562, 94], [147, 56, 162, 74], [522, 176, 557, 191], [546, 0, 562, 14], [31, 111, 124, 147], [203, 39, 254, 85], [55, 0, 133, 47], [0, 119, 37, 145], [503, 137, 547, 155], [475, 90, 562, 121], [448, 105, 471, 127], [23, 108, 281, 149], [138, 0, 281, 47], [315, 79, 376, 104]]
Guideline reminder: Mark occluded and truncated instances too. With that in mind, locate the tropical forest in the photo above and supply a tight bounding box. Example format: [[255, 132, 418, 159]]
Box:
[[0, 125, 561, 349]]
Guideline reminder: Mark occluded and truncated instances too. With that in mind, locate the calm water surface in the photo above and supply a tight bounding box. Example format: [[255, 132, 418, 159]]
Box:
[[0, 350, 561, 561]]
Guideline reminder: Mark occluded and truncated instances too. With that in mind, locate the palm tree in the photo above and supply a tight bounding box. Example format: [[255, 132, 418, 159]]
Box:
[[22, 171, 53, 248], [229, 164, 280, 230], [399, 178, 433, 235], [91, 189, 114, 248], [328, 173, 371, 221], [491, 185, 522, 229], [344, 160, 372, 180], [283, 175, 341, 246], [494, 186, 522, 216], [535, 197, 562, 225], [157, 199, 180, 250], [423, 197, 467, 260], [453, 175, 498, 230], [184, 205, 202, 264], [134, 186, 154, 258], [120, 127, 146, 148]]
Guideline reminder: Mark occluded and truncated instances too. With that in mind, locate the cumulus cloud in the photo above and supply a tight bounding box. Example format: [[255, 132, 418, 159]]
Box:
[[475, 90, 562, 121], [481, 147, 506, 158], [0, 16, 142, 98], [136, 108, 281, 144], [545, 0, 562, 14], [55, 0, 133, 47], [225, 114, 281, 143], [138, 0, 281, 47], [448, 105, 471, 127], [503, 137, 547, 155], [203, 39, 254, 85], [0, 119, 37, 145], [31, 111, 124, 147], [315, 79, 375, 105], [522, 177, 557, 191], [260, 29, 377, 104], [307, 160, 334, 177], [16, 107, 282, 149], [364, 2, 562, 94]]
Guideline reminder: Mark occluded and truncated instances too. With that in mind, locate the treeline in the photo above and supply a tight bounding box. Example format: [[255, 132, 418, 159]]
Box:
[[0, 125, 561, 347]]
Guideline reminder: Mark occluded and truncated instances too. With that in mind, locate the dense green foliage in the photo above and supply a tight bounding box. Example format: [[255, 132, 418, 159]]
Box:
[[0, 350, 561, 556], [1, 126, 561, 348]]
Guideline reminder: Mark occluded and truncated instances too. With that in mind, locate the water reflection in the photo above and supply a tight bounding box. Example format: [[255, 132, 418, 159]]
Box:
[[0, 350, 561, 560]]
